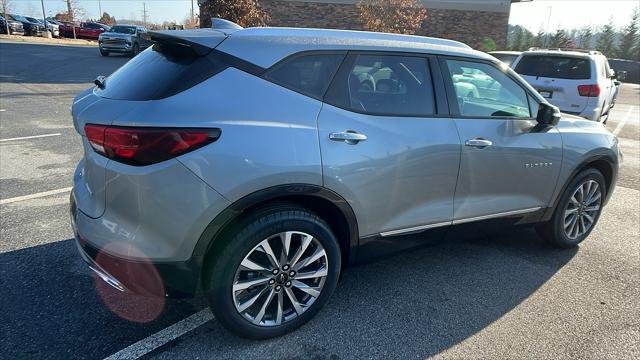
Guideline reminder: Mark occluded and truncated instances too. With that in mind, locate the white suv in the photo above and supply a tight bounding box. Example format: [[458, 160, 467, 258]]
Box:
[[512, 49, 618, 122]]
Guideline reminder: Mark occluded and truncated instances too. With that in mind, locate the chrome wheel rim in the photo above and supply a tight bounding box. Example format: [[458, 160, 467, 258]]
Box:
[[232, 231, 328, 327], [563, 180, 602, 240]]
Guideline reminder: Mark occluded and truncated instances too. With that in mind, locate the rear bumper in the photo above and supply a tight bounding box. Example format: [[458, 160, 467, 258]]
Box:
[[562, 106, 602, 121], [71, 193, 203, 297]]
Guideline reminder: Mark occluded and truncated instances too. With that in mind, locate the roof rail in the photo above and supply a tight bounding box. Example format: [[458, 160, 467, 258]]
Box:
[[528, 47, 602, 55]]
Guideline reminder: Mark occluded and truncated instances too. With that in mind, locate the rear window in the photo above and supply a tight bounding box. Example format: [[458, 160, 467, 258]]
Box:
[[515, 55, 591, 80], [96, 43, 226, 101]]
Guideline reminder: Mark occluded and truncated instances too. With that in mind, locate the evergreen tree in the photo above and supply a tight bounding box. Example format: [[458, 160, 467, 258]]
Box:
[[596, 20, 618, 57], [533, 27, 546, 48], [509, 25, 524, 51], [578, 26, 594, 49], [617, 8, 639, 60], [550, 29, 574, 48]]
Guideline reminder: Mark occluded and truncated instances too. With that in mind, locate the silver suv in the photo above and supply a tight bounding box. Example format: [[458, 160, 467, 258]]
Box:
[[71, 26, 620, 339]]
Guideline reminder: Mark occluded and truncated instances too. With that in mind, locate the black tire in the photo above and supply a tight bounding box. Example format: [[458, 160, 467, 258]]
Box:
[[204, 203, 341, 339], [100, 49, 109, 57], [131, 43, 140, 57], [536, 168, 606, 248]]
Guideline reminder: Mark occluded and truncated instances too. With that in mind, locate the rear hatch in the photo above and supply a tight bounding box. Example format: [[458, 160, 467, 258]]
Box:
[[72, 29, 228, 218], [515, 54, 593, 113]]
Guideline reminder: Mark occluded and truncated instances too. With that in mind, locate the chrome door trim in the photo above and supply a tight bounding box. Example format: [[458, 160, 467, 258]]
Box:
[[380, 221, 452, 237], [378, 207, 541, 237], [452, 207, 542, 225]]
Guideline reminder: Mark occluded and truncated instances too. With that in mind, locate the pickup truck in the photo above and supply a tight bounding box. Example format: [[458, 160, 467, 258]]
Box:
[[98, 24, 153, 56], [75, 22, 109, 40]]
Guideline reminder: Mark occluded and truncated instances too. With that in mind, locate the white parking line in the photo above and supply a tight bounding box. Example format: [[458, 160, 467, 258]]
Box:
[[0, 133, 62, 142], [104, 309, 214, 360], [0, 187, 72, 205], [612, 106, 636, 136]]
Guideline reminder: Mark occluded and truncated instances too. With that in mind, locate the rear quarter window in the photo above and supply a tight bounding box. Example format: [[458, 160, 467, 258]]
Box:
[[515, 56, 591, 80], [96, 43, 227, 101], [264, 53, 346, 99]]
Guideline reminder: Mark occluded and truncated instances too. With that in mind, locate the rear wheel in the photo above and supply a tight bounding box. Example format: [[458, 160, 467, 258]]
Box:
[[537, 168, 606, 248], [204, 204, 341, 339]]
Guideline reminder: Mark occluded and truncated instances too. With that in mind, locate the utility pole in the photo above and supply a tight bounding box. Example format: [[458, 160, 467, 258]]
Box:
[[544, 5, 552, 48], [191, 0, 195, 26], [142, 2, 148, 27], [98, 0, 102, 19], [40, 0, 49, 37]]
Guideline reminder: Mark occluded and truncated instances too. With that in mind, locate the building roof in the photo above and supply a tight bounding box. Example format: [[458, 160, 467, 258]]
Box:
[[216, 27, 494, 68]]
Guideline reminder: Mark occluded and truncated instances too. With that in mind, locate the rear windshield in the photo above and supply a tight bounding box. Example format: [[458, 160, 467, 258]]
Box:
[[96, 43, 226, 100], [491, 53, 518, 66], [515, 55, 591, 80]]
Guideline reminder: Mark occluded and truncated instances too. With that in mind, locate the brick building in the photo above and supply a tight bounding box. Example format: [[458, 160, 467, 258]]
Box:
[[200, 0, 531, 50]]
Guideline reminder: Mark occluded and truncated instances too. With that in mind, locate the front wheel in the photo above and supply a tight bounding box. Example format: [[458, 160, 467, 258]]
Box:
[[100, 49, 109, 57], [537, 168, 606, 248], [131, 43, 140, 57], [204, 204, 341, 339]]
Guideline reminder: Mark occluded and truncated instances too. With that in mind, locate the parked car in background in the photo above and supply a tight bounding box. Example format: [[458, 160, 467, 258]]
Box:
[[488, 51, 521, 67], [512, 49, 619, 122], [0, 15, 25, 35], [47, 18, 75, 38], [76, 22, 109, 40], [98, 24, 153, 56], [71, 26, 619, 340], [8, 14, 45, 36], [28, 17, 59, 38]]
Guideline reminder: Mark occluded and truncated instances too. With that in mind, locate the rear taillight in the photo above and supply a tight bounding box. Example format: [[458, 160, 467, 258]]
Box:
[[84, 124, 220, 166], [577, 84, 601, 97]]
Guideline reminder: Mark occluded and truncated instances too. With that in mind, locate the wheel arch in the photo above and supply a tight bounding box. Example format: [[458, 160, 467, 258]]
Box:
[[193, 184, 359, 277], [542, 151, 617, 221]]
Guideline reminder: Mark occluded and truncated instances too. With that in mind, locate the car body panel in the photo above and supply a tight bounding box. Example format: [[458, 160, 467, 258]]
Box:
[[318, 104, 461, 236], [452, 118, 563, 220]]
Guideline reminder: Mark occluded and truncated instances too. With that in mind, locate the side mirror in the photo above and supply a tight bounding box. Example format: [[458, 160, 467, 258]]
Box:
[[536, 102, 561, 127]]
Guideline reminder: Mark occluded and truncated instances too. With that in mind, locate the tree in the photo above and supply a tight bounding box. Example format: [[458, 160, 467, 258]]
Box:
[[549, 29, 575, 48], [183, 13, 199, 29], [509, 25, 524, 51], [596, 20, 618, 58], [577, 26, 594, 49], [98, 12, 116, 26], [357, 0, 427, 35], [479, 37, 496, 52], [199, 0, 269, 28], [533, 27, 546, 48], [617, 8, 639, 60], [2, 0, 13, 34]]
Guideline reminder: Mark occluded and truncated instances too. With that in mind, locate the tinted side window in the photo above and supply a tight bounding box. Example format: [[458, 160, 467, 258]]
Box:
[[264, 53, 345, 99], [515, 56, 591, 80], [326, 54, 436, 116], [445, 59, 531, 118]]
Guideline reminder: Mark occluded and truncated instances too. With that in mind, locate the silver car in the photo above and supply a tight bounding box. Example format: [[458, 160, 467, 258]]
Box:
[[71, 25, 620, 339]]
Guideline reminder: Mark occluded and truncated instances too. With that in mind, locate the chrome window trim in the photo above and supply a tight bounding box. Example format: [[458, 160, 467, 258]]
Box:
[[379, 207, 541, 237]]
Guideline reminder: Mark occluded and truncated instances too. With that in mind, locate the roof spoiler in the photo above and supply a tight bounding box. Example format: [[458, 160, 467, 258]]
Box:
[[211, 18, 243, 30], [149, 29, 229, 56]]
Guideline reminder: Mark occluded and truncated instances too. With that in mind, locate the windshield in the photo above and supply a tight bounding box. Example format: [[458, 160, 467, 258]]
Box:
[[11, 15, 28, 22], [109, 26, 136, 34], [515, 55, 591, 80]]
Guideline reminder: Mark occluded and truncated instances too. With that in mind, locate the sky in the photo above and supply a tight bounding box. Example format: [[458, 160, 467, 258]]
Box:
[[509, 0, 638, 32], [5, 0, 640, 31]]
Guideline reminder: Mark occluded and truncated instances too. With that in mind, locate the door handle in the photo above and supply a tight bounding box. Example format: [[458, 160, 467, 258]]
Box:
[[465, 138, 493, 148], [329, 131, 367, 145]]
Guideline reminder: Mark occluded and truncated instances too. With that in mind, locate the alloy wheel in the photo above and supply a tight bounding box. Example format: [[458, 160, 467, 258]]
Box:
[[563, 179, 602, 240], [232, 231, 329, 327]]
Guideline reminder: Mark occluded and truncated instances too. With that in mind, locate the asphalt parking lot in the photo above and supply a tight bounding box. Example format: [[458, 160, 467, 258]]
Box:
[[1, 41, 639, 360]]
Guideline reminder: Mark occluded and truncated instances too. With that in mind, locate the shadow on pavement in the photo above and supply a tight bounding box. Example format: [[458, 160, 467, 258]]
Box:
[[2, 227, 577, 359], [150, 227, 577, 359]]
